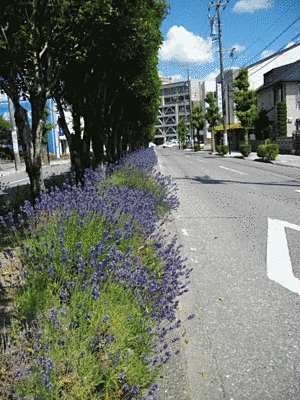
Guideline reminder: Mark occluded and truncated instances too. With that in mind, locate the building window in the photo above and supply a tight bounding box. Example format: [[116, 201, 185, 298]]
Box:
[[274, 87, 282, 104]]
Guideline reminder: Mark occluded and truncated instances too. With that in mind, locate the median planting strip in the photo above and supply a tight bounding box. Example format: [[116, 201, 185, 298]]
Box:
[[0, 147, 194, 399]]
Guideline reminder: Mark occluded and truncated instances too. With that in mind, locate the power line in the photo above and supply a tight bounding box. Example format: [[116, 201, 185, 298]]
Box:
[[244, 15, 300, 67], [248, 33, 300, 77]]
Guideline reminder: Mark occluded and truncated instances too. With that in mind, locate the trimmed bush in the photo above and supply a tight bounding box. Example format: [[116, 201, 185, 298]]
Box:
[[239, 143, 251, 157], [216, 145, 229, 155], [257, 144, 268, 159], [257, 143, 280, 160], [194, 144, 201, 152]]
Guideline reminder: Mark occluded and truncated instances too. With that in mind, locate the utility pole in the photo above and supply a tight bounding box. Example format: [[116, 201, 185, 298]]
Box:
[[8, 97, 21, 171], [208, 1, 229, 146]]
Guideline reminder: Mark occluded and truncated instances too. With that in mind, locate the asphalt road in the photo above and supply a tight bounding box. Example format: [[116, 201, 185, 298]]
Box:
[[157, 147, 300, 400]]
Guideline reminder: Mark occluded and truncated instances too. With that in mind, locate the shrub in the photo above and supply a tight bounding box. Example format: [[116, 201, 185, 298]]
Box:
[[181, 144, 187, 150], [239, 143, 251, 157], [194, 144, 201, 152], [216, 145, 229, 155], [265, 138, 272, 145], [267, 144, 280, 160], [61, 153, 70, 159], [257, 144, 268, 159], [257, 143, 279, 160]]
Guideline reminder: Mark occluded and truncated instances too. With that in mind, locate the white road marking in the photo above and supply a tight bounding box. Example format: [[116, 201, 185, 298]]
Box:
[[267, 218, 300, 295], [219, 166, 246, 175], [196, 159, 207, 163], [182, 229, 188, 236], [296, 190, 300, 193], [10, 178, 29, 184]]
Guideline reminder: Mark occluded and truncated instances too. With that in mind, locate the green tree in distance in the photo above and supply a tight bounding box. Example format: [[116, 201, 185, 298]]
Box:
[[233, 67, 258, 143], [178, 119, 188, 149], [204, 92, 221, 153], [191, 105, 205, 145]]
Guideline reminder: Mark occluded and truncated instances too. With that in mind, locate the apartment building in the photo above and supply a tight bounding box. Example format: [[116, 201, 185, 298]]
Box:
[[154, 79, 202, 145]]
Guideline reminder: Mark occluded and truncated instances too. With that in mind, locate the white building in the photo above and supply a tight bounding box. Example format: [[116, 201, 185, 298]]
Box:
[[257, 60, 300, 137], [155, 78, 202, 145]]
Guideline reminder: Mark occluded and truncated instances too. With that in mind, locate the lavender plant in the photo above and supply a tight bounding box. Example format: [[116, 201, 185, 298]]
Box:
[[0, 148, 193, 399]]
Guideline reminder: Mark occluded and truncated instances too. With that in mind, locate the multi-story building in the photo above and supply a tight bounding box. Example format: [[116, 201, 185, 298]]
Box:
[[256, 59, 300, 137], [154, 79, 202, 145]]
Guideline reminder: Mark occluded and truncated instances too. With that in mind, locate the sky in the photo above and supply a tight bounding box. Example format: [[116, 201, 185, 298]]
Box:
[[158, 0, 300, 83]]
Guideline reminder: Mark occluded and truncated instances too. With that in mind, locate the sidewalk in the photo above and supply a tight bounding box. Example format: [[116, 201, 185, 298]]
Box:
[[0, 159, 70, 177], [184, 146, 300, 168]]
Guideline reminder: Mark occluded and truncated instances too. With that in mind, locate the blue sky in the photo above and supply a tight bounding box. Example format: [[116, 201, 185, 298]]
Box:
[[158, 0, 300, 82]]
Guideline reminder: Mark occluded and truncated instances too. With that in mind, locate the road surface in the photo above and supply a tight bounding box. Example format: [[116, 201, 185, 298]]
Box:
[[157, 147, 300, 400]]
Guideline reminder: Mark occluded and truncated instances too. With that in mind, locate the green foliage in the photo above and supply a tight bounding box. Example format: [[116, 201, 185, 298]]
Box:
[[194, 143, 201, 152], [191, 105, 204, 143], [276, 101, 287, 137], [233, 68, 258, 143], [257, 144, 268, 159], [0, 114, 11, 143], [204, 92, 220, 153], [239, 143, 252, 157], [216, 145, 229, 155], [257, 143, 279, 160], [265, 138, 272, 145], [204, 92, 220, 127], [178, 119, 188, 148]]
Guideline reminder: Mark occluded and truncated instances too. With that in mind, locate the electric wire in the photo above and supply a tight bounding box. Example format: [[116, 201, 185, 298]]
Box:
[[243, 15, 300, 67]]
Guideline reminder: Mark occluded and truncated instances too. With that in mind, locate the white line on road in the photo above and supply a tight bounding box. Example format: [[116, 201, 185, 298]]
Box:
[[219, 166, 246, 175], [267, 218, 300, 295], [182, 229, 188, 236], [10, 178, 29, 184], [296, 190, 300, 193], [196, 159, 207, 163]]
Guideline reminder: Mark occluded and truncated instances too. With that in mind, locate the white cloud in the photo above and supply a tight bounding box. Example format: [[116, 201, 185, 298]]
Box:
[[159, 26, 214, 65], [233, 0, 272, 13], [203, 69, 220, 81], [231, 44, 246, 53], [260, 49, 275, 60]]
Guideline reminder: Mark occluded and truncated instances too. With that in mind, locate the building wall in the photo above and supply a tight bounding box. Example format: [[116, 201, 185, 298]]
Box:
[[248, 43, 300, 90], [155, 79, 202, 144], [257, 81, 300, 137], [286, 82, 300, 136]]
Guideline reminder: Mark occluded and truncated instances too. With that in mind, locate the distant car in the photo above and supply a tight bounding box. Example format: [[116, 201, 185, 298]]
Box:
[[162, 141, 179, 148], [148, 142, 156, 147]]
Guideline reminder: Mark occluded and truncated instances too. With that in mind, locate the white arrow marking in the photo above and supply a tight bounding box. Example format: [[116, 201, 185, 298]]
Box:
[[182, 229, 188, 236], [267, 218, 300, 295]]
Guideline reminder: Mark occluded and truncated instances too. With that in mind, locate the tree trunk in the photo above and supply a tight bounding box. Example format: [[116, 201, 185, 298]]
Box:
[[13, 100, 45, 201], [211, 129, 216, 153], [244, 128, 249, 144]]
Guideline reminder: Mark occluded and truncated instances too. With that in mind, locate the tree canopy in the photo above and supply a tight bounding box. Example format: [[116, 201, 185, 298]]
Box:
[[204, 92, 220, 152], [233, 67, 258, 143], [0, 0, 168, 196]]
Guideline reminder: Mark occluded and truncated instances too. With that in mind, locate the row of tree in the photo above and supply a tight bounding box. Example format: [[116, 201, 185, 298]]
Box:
[[0, 0, 168, 199], [188, 67, 279, 151]]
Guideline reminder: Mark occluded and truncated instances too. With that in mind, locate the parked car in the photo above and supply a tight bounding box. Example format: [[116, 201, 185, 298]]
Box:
[[162, 140, 179, 148], [148, 142, 156, 147]]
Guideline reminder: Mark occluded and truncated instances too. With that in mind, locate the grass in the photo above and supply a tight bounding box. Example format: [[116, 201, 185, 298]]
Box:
[[0, 153, 187, 399]]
